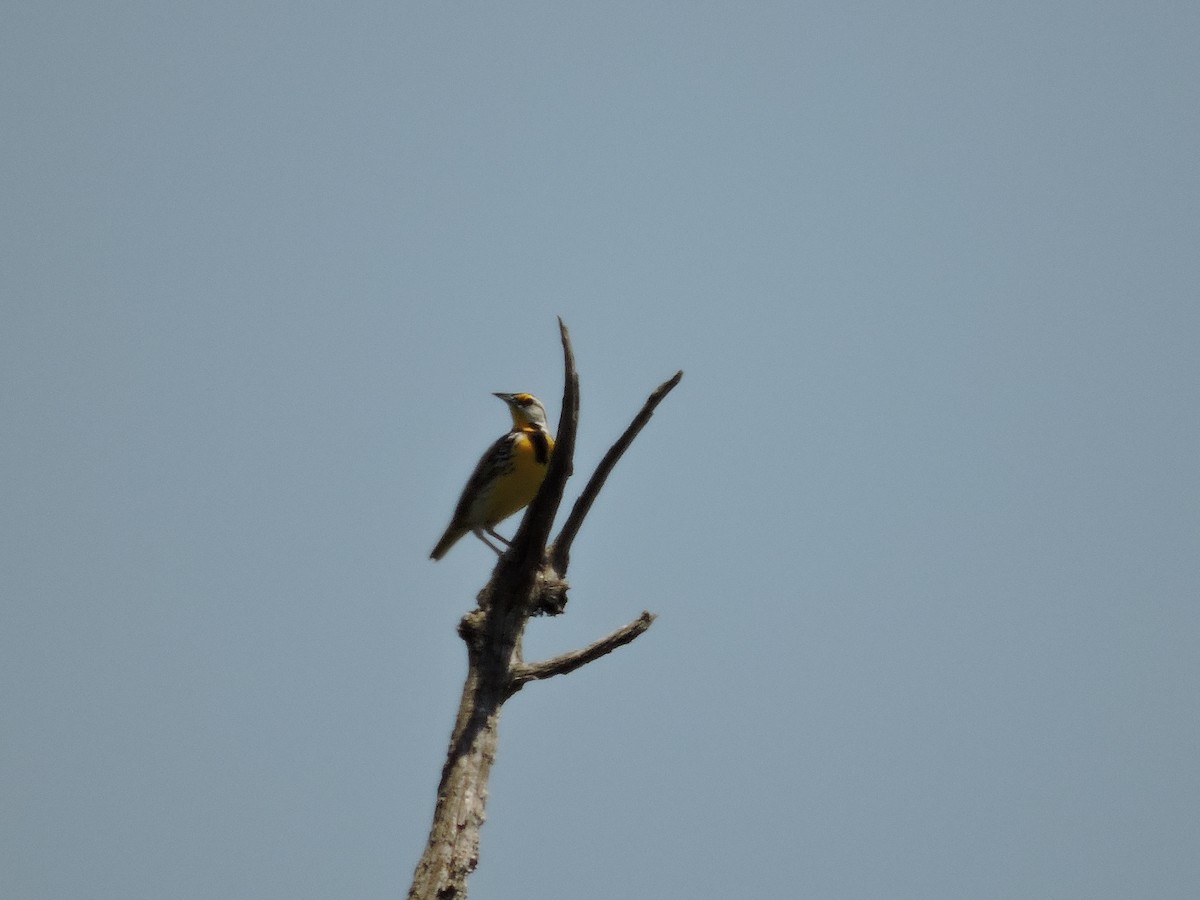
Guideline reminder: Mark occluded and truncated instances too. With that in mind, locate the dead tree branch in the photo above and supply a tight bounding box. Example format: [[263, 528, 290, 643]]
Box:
[[407, 321, 680, 900], [509, 611, 657, 690], [551, 369, 683, 574]]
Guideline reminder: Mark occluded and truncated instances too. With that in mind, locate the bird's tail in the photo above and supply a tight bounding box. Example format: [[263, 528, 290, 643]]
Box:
[[430, 524, 468, 560]]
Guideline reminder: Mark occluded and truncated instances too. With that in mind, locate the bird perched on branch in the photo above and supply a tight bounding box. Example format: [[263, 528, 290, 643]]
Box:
[[430, 392, 554, 560]]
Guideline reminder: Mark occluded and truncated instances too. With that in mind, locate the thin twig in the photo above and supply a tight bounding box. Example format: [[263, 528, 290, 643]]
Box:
[[551, 370, 682, 573], [509, 611, 656, 689]]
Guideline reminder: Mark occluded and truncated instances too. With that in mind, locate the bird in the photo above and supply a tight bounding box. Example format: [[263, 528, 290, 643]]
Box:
[[430, 392, 554, 560]]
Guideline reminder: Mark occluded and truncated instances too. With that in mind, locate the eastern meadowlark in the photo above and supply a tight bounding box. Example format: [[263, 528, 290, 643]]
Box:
[[430, 392, 554, 560]]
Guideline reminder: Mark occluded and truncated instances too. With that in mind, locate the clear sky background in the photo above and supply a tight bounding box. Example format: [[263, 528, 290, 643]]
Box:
[[4, 3, 1198, 898]]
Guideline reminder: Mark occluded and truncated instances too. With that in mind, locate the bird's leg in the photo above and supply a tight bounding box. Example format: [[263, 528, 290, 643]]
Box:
[[472, 528, 506, 555], [485, 527, 512, 547]]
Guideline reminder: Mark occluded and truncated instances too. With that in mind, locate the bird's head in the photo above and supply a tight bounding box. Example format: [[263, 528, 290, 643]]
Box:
[[494, 392, 549, 431]]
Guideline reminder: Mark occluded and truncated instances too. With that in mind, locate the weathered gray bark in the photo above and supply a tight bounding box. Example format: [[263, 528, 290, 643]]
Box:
[[407, 320, 680, 900]]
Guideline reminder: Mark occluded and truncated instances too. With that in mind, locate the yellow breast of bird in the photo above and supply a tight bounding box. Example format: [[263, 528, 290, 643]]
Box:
[[477, 429, 553, 526]]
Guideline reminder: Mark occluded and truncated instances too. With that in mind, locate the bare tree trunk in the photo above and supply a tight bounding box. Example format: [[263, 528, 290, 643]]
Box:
[[407, 320, 680, 900], [405, 622, 508, 899]]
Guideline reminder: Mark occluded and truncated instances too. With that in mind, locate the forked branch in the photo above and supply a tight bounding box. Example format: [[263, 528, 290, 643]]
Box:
[[407, 322, 679, 900]]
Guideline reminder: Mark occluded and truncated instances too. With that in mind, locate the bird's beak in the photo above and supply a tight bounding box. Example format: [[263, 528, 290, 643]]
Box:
[[492, 392, 515, 404]]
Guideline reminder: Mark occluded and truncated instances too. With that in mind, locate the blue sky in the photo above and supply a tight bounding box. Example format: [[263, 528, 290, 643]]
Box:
[[4, 3, 1199, 898]]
